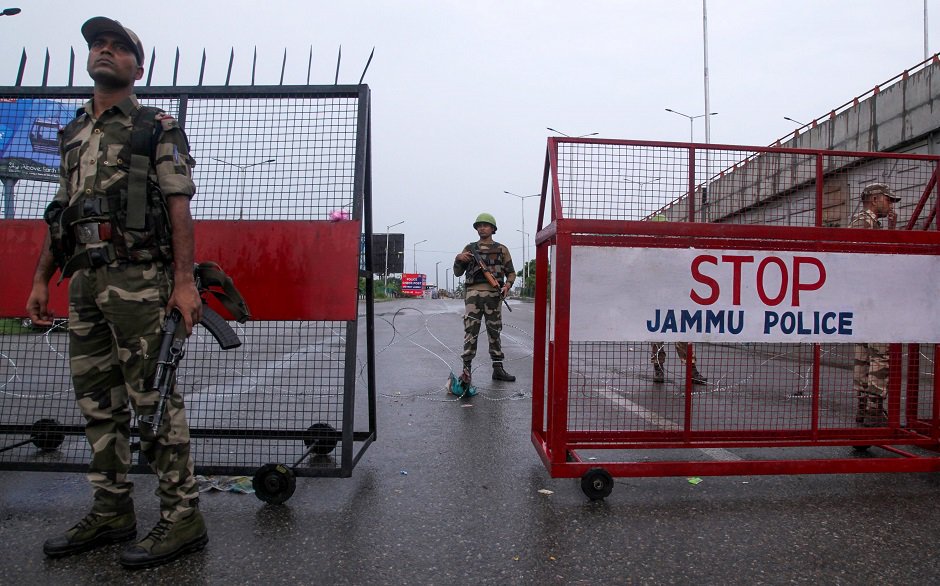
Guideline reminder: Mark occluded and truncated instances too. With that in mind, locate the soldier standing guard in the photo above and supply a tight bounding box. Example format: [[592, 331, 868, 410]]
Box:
[[849, 182, 900, 427], [453, 213, 516, 384], [648, 215, 707, 385], [26, 17, 207, 568]]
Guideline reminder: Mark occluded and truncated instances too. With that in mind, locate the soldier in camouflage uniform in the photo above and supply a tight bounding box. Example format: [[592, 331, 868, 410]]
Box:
[[26, 17, 206, 569], [849, 182, 900, 427], [453, 213, 516, 383], [648, 215, 707, 385], [650, 342, 707, 385]]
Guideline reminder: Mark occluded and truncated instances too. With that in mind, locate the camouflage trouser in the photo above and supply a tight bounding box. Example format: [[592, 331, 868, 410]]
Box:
[[650, 342, 696, 366], [69, 261, 198, 522], [461, 289, 504, 364], [854, 342, 888, 407]]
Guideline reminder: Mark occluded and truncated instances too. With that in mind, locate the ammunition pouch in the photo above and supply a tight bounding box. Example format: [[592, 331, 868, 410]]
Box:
[[43, 201, 72, 270]]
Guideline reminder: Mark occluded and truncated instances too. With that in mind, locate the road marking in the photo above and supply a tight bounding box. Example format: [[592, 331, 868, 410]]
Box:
[[597, 388, 741, 461]]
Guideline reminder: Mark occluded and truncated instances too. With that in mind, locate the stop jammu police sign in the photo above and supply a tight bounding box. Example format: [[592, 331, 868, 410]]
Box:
[[568, 247, 940, 343]]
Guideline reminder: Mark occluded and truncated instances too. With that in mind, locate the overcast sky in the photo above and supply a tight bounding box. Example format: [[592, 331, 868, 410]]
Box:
[[2, 1, 937, 283]]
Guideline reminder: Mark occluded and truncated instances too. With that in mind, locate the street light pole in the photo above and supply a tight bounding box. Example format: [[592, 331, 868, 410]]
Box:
[[444, 267, 450, 295], [384, 220, 404, 296], [503, 190, 539, 296], [435, 261, 441, 294], [546, 127, 598, 138], [0, 7, 22, 16], [664, 109, 717, 143], [211, 157, 275, 220], [783, 116, 805, 127], [515, 229, 530, 295], [412, 239, 427, 274]]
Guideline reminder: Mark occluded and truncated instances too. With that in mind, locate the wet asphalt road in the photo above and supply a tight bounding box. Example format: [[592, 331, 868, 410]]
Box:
[[2, 297, 940, 584]]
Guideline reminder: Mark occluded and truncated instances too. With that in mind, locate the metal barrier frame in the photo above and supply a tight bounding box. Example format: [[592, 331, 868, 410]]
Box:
[[531, 137, 940, 496], [0, 84, 377, 497]]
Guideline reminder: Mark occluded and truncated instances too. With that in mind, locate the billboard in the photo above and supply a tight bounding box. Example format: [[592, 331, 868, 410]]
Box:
[[0, 98, 74, 183], [370, 233, 404, 274], [401, 273, 425, 297]]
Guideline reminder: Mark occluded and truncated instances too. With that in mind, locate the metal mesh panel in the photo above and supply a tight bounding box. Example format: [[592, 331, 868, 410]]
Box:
[[0, 87, 372, 482], [553, 141, 939, 228], [564, 342, 936, 437], [185, 95, 360, 221]]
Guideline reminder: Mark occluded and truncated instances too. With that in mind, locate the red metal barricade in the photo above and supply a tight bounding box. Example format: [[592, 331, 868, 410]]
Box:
[[531, 138, 940, 499]]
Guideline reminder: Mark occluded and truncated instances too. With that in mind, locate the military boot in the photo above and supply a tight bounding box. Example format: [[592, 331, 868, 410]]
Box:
[[652, 364, 665, 383], [459, 361, 472, 385], [119, 509, 208, 569], [691, 366, 708, 386], [862, 398, 888, 428], [43, 509, 137, 558], [492, 362, 516, 382], [855, 397, 868, 425]]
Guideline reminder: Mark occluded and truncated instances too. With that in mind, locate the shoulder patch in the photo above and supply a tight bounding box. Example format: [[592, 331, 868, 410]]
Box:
[[154, 112, 180, 132]]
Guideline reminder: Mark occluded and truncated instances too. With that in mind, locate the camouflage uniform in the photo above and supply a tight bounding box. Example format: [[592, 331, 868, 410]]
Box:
[[55, 95, 199, 522], [849, 197, 892, 425], [650, 342, 695, 366], [454, 241, 515, 366]]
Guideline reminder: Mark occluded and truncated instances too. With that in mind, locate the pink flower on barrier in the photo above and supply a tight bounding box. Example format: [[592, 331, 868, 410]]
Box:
[[328, 209, 349, 222]]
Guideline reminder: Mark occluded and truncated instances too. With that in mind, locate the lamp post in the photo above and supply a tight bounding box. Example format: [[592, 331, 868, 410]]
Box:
[[384, 220, 404, 296], [623, 177, 661, 187], [664, 109, 717, 143], [412, 239, 427, 274], [444, 267, 450, 296], [503, 190, 539, 295], [546, 127, 598, 138], [515, 229, 530, 295], [783, 116, 805, 126], [435, 261, 441, 295], [0, 7, 21, 16], [211, 157, 275, 220]]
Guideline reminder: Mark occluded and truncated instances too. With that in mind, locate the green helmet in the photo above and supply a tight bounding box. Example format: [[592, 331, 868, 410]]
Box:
[[473, 213, 497, 232]]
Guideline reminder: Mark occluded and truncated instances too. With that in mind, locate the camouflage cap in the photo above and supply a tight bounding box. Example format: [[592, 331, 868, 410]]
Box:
[[81, 17, 145, 66], [861, 182, 900, 201]]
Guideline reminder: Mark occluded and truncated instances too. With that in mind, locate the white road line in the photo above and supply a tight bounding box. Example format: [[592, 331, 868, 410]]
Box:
[[597, 388, 742, 461]]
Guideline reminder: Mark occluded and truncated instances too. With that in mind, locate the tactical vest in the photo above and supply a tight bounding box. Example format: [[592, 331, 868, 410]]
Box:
[[466, 242, 506, 286], [44, 106, 174, 277]]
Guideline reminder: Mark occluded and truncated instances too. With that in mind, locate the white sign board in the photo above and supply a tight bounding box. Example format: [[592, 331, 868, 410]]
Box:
[[568, 247, 940, 343]]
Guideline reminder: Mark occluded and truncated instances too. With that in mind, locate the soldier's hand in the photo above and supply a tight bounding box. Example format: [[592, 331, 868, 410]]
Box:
[[26, 283, 53, 327], [456, 251, 472, 263], [501, 283, 511, 298], [167, 282, 202, 336], [886, 209, 898, 229]]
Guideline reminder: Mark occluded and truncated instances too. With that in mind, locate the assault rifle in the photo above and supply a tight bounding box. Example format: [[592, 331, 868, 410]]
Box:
[[138, 263, 248, 436], [469, 244, 512, 312]]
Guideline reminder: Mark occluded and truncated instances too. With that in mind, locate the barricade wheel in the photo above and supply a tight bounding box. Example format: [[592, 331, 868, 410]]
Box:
[[853, 445, 871, 452], [303, 423, 339, 456], [31, 418, 65, 451], [252, 463, 296, 504], [581, 468, 614, 500]]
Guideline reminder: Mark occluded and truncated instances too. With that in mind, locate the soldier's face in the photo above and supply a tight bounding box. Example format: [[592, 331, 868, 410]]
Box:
[[476, 224, 494, 238], [873, 194, 895, 217], [87, 33, 143, 89]]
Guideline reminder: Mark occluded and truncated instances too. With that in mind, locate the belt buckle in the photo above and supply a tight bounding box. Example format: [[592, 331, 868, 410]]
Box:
[[75, 222, 102, 244]]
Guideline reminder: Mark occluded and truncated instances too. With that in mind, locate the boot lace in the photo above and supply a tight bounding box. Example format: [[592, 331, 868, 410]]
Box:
[[144, 519, 173, 544], [72, 512, 101, 532]]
